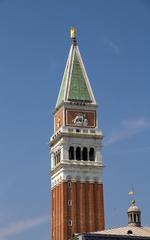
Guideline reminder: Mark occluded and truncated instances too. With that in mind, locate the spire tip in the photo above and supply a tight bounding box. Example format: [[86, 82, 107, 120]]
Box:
[[70, 27, 77, 45]]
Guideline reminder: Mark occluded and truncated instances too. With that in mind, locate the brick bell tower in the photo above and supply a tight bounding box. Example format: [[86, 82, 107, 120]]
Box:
[[50, 28, 105, 240]]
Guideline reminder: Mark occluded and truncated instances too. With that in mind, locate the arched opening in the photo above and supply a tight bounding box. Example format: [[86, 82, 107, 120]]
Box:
[[69, 146, 74, 160], [76, 147, 81, 160], [89, 148, 95, 161], [56, 154, 59, 164], [54, 151, 61, 165], [82, 147, 88, 161], [129, 213, 132, 223], [137, 214, 140, 223], [55, 155, 58, 165], [58, 152, 60, 163], [54, 155, 57, 166], [134, 214, 136, 223], [127, 230, 133, 235]]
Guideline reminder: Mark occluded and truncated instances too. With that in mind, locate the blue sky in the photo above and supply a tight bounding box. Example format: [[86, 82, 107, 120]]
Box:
[[0, 0, 150, 239]]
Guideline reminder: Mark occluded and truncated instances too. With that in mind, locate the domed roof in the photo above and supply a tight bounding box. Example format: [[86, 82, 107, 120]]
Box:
[[128, 200, 141, 213]]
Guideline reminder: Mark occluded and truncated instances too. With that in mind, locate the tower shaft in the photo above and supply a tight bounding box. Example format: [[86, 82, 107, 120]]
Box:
[[52, 182, 104, 240], [50, 29, 105, 240]]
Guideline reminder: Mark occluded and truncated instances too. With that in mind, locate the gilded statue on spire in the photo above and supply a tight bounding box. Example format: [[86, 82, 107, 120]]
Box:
[[70, 27, 77, 45]]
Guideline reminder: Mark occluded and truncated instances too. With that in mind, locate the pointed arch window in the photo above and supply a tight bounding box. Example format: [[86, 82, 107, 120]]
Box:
[[76, 147, 81, 160], [69, 146, 74, 160], [82, 147, 88, 161], [89, 147, 95, 161]]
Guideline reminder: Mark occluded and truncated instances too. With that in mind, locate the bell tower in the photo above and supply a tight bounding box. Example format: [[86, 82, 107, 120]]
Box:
[[50, 28, 105, 240]]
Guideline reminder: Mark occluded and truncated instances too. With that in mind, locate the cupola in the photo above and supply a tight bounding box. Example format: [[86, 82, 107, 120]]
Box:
[[127, 200, 141, 227]]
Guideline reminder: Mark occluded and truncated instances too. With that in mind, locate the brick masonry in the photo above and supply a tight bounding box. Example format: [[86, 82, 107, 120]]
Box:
[[54, 108, 64, 131], [51, 181, 104, 240]]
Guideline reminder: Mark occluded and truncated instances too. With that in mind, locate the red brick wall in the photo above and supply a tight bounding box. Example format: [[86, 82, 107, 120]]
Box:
[[51, 181, 104, 240], [80, 182, 86, 232], [97, 183, 105, 230], [54, 108, 64, 132], [71, 182, 77, 234]]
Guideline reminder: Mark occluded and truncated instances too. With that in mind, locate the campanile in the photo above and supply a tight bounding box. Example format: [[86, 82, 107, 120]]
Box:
[[50, 28, 105, 240]]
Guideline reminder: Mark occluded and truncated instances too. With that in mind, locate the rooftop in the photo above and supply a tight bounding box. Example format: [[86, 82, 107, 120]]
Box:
[[98, 226, 150, 237]]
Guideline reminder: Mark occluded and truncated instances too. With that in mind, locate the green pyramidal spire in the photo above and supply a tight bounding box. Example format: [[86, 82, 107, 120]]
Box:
[[56, 28, 96, 109]]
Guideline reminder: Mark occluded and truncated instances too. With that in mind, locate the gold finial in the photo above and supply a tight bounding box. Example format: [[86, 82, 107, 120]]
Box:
[[70, 27, 77, 45]]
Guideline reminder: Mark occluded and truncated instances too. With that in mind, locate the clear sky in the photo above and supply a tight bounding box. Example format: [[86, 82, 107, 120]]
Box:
[[0, 0, 150, 239]]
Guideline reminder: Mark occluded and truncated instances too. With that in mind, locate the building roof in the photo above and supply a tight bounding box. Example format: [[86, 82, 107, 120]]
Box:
[[55, 30, 96, 109], [96, 226, 150, 237], [94, 201, 150, 237], [73, 200, 150, 239]]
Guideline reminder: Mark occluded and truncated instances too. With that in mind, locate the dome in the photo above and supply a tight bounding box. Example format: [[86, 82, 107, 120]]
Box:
[[128, 200, 140, 213]]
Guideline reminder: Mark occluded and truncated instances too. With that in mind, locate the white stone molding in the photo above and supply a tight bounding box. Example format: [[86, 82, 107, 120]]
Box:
[[51, 162, 103, 188]]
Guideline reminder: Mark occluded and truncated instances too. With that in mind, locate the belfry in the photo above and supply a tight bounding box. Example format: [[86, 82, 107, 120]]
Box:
[[50, 28, 105, 240]]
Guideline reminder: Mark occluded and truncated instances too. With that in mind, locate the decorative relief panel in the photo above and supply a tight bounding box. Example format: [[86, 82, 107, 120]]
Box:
[[65, 109, 96, 128]]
